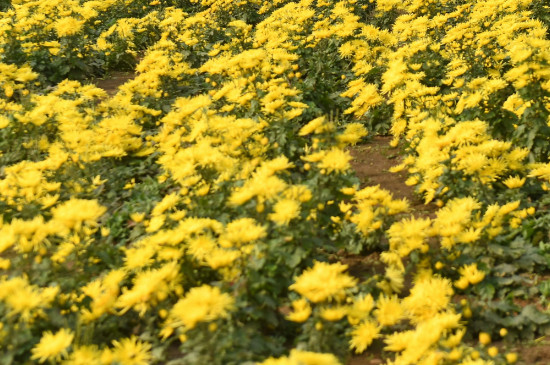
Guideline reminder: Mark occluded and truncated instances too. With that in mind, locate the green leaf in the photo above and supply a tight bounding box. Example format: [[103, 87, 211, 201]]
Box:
[[479, 283, 496, 301], [288, 247, 306, 268], [522, 305, 550, 325], [493, 263, 517, 275]]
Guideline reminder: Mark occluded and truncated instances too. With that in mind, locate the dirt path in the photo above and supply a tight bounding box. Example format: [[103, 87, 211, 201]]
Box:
[[349, 136, 436, 217], [94, 71, 136, 96], [345, 137, 424, 365]]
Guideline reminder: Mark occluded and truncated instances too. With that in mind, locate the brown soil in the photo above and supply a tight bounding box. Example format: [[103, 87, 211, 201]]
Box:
[[94, 71, 136, 96], [514, 337, 550, 365], [340, 252, 385, 280], [344, 137, 412, 365], [347, 339, 550, 365], [349, 136, 437, 218], [348, 357, 383, 365]]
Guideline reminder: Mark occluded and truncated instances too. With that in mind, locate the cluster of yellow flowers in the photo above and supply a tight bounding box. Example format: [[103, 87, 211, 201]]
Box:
[[339, 0, 550, 203], [0, 0, 545, 363], [284, 260, 494, 365]]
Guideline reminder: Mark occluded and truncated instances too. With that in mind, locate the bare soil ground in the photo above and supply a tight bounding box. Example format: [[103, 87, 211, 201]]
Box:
[[349, 136, 437, 218], [94, 71, 136, 96], [514, 337, 550, 364], [346, 138, 417, 365]]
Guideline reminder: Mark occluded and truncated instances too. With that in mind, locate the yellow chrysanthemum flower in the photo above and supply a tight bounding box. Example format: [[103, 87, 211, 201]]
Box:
[[374, 295, 403, 326], [503, 175, 526, 189], [109, 337, 152, 365], [31, 329, 74, 363], [350, 320, 380, 353], [289, 262, 357, 303], [165, 285, 234, 332], [269, 198, 301, 225], [286, 298, 312, 323], [459, 263, 485, 285]]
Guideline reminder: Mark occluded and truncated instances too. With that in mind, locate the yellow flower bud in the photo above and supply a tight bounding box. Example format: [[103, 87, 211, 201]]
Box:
[[488, 346, 498, 357], [505, 353, 518, 363], [455, 276, 469, 290], [479, 332, 491, 345]]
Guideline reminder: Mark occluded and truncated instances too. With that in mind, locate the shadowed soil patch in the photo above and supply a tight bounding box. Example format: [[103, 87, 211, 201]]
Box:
[[340, 252, 385, 280], [348, 356, 383, 365], [514, 337, 550, 364], [94, 71, 136, 96]]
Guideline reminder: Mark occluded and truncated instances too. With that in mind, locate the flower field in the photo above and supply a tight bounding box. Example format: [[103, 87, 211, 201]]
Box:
[[1, 0, 550, 363]]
